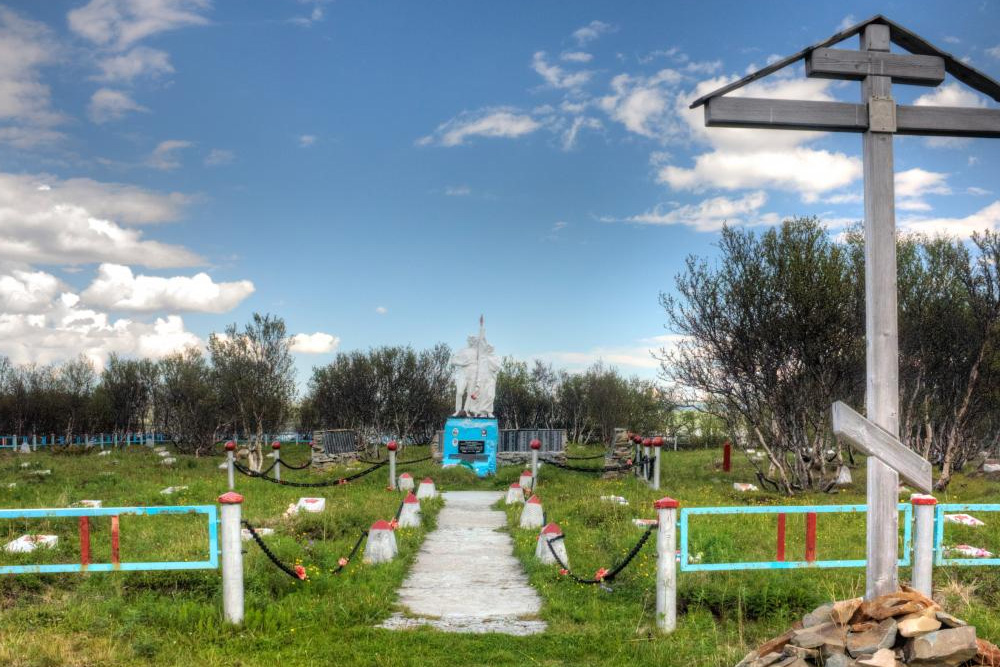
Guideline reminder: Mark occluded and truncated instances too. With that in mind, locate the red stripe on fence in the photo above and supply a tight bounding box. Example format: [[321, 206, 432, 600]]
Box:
[[111, 515, 120, 567], [722, 441, 732, 472], [776, 513, 786, 561], [805, 512, 817, 562], [79, 517, 90, 567]]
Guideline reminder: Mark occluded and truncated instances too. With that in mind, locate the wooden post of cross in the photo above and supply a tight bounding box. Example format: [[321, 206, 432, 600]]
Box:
[[688, 15, 1000, 599]]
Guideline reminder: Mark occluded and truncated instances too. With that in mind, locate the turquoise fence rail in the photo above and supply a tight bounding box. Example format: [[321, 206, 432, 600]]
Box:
[[933, 503, 1000, 567], [0, 505, 218, 575], [678, 503, 913, 572]]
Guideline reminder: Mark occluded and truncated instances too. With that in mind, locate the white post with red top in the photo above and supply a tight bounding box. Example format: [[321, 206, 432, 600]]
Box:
[[651, 437, 663, 490], [530, 438, 541, 484], [387, 440, 398, 490], [911, 494, 937, 597], [271, 441, 281, 481], [219, 491, 245, 624], [642, 438, 652, 481], [655, 496, 679, 634], [225, 441, 235, 491]]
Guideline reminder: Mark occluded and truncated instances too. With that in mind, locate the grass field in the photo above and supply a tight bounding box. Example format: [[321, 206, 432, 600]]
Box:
[[1, 444, 998, 667]]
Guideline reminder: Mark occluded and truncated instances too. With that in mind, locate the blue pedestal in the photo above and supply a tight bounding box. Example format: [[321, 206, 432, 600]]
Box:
[[441, 417, 498, 477]]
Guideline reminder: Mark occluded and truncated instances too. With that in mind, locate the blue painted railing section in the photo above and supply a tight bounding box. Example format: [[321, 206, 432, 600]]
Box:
[[678, 503, 913, 572], [933, 503, 1000, 567], [0, 505, 218, 575]]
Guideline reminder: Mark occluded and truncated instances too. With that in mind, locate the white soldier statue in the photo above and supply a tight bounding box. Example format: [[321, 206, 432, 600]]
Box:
[[452, 315, 500, 417]]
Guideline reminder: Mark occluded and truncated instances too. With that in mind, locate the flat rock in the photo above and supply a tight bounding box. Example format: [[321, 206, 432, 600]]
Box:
[[825, 653, 857, 667], [898, 614, 941, 638], [857, 648, 896, 667], [833, 598, 864, 625], [935, 612, 967, 629], [904, 627, 978, 667], [793, 622, 846, 651], [847, 619, 897, 657], [804, 602, 835, 628]]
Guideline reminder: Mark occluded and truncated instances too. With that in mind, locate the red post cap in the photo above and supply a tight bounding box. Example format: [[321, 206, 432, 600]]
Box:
[[541, 522, 562, 535], [404, 492, 419, 504], [218, 491, 244, 504], [530, 439, 541, 450], [653, 497, 679, 509], [911, 494, 938, 506], [224, 440, 236, 451], [387, 440, 398, 451], [421, 477, 433, 484], [371, 519, 394, 531], [632, 434, 642, 443], [642, 437, 651, 446], [521, 470, 532, 477], [510, 483, 521, 489], [271, 441, 280, 450], [652, 437, 664, 447], [527, 495, 541, 504], [399, 472, 412, 478]]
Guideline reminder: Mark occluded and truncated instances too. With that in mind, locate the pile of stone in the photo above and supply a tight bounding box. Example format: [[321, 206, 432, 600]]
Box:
[[737, 588, 1000, 667]]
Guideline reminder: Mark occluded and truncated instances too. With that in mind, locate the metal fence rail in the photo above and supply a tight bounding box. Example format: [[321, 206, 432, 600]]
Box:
[[0, 505, 218, 574], [934, 503, 1000, 567], [679, 503, 913, 572]]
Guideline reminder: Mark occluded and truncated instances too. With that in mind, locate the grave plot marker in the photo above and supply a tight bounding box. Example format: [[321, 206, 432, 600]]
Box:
[[690, 14, 1000, 599]]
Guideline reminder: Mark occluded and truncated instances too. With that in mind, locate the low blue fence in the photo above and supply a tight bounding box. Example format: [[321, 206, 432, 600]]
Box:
[[0, 505, 218, 575], [679, 503, 913, 572], [934, 503, 1000, 567]]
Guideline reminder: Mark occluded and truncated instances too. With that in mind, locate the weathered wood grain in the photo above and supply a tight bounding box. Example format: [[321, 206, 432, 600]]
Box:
[[832, 401, 932, 493], [896, 105, 1000, 138], [704, 97, 868, 132], [807, 48, 944, 85]]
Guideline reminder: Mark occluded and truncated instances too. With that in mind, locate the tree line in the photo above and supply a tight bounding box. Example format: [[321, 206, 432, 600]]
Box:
[[662, 217, 1000, 492]]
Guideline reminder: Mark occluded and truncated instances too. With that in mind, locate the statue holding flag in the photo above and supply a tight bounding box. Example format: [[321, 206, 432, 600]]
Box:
[[451, 315, 500, 417]]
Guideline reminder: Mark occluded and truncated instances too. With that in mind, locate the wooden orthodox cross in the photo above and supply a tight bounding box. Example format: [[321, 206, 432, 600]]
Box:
[[690, 15, 1000, 599]]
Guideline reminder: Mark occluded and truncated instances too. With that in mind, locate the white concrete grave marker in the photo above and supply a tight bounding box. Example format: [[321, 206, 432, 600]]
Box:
[[296, 497, 326, 513], [692, 15, 1000, 599], [5, 535, 58, 553]]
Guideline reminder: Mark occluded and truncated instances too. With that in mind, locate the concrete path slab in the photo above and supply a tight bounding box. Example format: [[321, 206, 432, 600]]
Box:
[[379, 490, 546, 635]]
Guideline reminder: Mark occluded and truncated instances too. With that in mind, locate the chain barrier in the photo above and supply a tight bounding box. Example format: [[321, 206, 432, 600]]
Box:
[[546, 526, 654, 585], [563, 452, 609, 461], [278, 458, 312, 470], [539, 455, 644, 474], [332, 530, 368, 574], [233, 459, 387, 487], [241, 520, 307, 580]]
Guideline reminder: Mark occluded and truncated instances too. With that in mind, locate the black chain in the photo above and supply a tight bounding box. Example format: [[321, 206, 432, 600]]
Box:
[[563, 452, 609, 460], [241, 521, 305, 580], [278, 457, 312, 470], [332, 530, 368, 574], [234, 459, 387, 487], [539, 456, 642, 474], [545, 526, 654, 584], [393, 498, 405, 522]]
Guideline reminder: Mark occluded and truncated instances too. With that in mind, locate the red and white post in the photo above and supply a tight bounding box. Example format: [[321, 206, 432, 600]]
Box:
[[530, 438, 541, 483], [224, 440, 236, 491], [651, 437, 663, 490], [219, 491, 245, 624], [387, 440, 398, 490], [654, 496, 679, 633], [911, 494, 937, 597], [642, 438, 652, 481], [271, 441, 281, 482]]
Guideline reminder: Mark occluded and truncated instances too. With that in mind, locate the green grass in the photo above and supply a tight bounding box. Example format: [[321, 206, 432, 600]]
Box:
[[0, 444, 998, 666]]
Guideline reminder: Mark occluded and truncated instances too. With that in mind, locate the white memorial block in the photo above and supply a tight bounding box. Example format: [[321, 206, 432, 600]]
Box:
[[29, 469, 51, 476], [944, 514, 985, 527], [947, 544, 994, 559], [505, 483, 525, 505], [398, 472, 414, 491], [97, 450, 111, 457], [156, 451, 169, 457], [76, 500, 102, 508], [5, 535, 58, 553], [535, 523, 569, 566], [733, 483, 758, 492], [363, 520, 398, 563], [161, 457, 176, 465], [296, 497, 326, 513], [416, 477, 436, 499], [692, 15, 1000, 600], [241, 527, 274, 541], [599, 495, 628, 505], [160, 486, 189, 495], [397, 492, 421, 528], [519, 495, 544, 529], [519, 470, 533, 490]]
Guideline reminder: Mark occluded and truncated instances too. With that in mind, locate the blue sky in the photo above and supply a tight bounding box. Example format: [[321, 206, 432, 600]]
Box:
[[1, 0, 998, 387]]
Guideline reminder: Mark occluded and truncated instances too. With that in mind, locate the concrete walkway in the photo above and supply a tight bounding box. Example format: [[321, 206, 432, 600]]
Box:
[[379, 490, 546, 635]]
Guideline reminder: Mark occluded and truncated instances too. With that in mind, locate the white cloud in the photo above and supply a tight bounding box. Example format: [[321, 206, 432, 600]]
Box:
[[204, 148, 235, 166], [913, 83, 987, 109], [561, 51, 592, 63], [81, 264, 254, 313], [298, 134, 317, 147], [289, 3, 326, 27], [561, 116, 602, 150], [599, 69, 684, 139], [968, 186, 991, 196], [835, 15, 857, 32], [572, 20, 614, 46], [94, 46, 173, 82], [290, 332, 340, 354], [0, 172, 198, 268], [418, 107, 541, 147], [610, 191, 772, 232], [532, 51, 592, 89], [894, 168, 951, 211], [147, 139, 193, 170], [444, 185, 471, 196], [88, 88, 148, 123], [988, 45, 1000, 59], [68, 0, 210, 50], [375, 306, 387, 315], [900, 201, 1000, 238], [0, 270, 61, 314], [0, 8, 64, 144]]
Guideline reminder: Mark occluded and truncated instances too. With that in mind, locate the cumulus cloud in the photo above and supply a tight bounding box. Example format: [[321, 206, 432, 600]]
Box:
[[88, 87, 148, 123], [81, 264, 255, 313], [895, 168, 951, 211], [0, 172, 199, 267], [532, 51, 592, 89], [561, 51, 592, 63], [599, 69, 683, 139], [572, 20, 614, 46], [290, 332, 340, 354], [94, 46, 173, 82], [417, 107, 542, 147], [900, 201, 1000, 238], [147, 139, 193, 170], [204, 148, 235, 166], [609, 191, 773, 232], [68, 0, 210, 50], [0, 270, 62, 314], [913, 83, 987, 108]]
